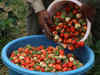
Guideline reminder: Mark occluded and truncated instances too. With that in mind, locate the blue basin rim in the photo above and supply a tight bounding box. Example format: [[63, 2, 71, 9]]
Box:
[[1, 35, 95, 75]]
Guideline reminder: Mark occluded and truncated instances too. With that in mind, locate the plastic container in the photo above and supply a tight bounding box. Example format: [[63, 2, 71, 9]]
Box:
[[1, 35, 94, 75], [47, 0, 91, 42]]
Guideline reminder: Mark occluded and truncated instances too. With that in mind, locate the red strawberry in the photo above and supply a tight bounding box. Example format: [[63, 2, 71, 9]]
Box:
[[20, 60, 25, 64], [29, 67, 34, 71], [56, 59, 61, 64], [64, 33, 69, 39], [68, 45, 75, 51], [53, 31, 57, 35], [39, 45, 44, 49], [73, 10, 78, 14], [63, 39, 67, 44], [64, 25, 67, 29], [59, 50, 64, 55], [22, 62, 27, 66], [48, 64, 53, 67], [48, 51, 52, 54], [75, 44, 79, 48], [56, 12, 62, 16], [67, 53, 73, 57], [55, 64, 62, 70], [41, 67, 45, 72], [25, 57, 30, 64], [37, 55, 41, 59], [58, 24, 63, 28], [36, 66, 41, 70], [66, 7, 70, 12], [63, 67, 68, 71], [70, 27, 75, 32], [29, 50, 33, 54], [61, 29, 65, 33], [56, 16, 61, 18], [67, 39, 72, 44], [62, 63, 67, 67], [59, 38, 63, 42], [18, 48, 24, 52], [72, 40, 77, 45], [68, 68, 72, 71], [24, 48, 29, 54], [60, 33, 64, 37], [11, 52, 15, 57], [67, 62, 73, 67], [29, 62, 35, 67], [78, 41, 85, 47], [72, 65, 77, 70], [74, 32, 79, 36], [41, 50, 46, 55]]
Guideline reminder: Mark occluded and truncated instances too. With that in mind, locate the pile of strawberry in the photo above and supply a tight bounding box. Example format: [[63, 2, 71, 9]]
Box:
[[49, 2, 87, 51], [10, 45, 83, 72]]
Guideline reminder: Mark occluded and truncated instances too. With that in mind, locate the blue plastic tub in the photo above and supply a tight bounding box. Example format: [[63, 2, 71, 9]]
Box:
[[1, 35, 95, 75]]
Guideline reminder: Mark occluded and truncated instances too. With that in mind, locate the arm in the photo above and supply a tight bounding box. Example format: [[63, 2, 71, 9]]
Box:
[[31, 0, 45, 13], [26, 0, 53, 39], [80, 0, 96, 22], [26, 0, 45, 13]]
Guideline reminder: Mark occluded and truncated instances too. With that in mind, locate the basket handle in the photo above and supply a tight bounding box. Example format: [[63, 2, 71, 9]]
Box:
[[54, 0, 82, 7]]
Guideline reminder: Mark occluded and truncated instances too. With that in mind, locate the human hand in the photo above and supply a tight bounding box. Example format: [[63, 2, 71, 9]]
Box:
[[37, 10, 53, 40], [80, 3, 96, 22]]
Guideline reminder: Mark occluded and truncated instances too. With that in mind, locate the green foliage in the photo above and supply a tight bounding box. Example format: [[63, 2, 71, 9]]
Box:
[[0, 0, 27, 71]]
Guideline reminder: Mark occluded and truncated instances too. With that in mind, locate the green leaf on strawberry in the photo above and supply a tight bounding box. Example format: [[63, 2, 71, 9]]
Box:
[[10, 57, 13, 60], [14, 50, 18, 55], [61, 10, 66, 19]]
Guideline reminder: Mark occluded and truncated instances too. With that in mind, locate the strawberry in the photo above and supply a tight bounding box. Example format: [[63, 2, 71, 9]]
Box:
[[53, 31, 57, 35], [73, 10, 78, 14], [72, 65, 77, 70], [70, 27, 75, 32], [29, 67, 34, 71], [62, 63, 68, 67], [66, 7, 70, 12], [18, 48, 24, 52], [67, 53, 73, 57], [56, 59, 61, 64], [41, 50, 46, 55], [55, 64, 62, 70], [64, 25, 67, 29], [67, 39, 72, 44], [39, 45, 44, 50], [67, 62, 73, 67], [56, 12, 62, 16], [60, 33, 64, 37], [36, 66, 41, 70], [10, 52, 15, 57], [64, 33, 69, 39], [63, 67, 68, 71], [41, 67, 45, 72], [24, 48, 29, 54], [68, 68, 72, 71], [72, 40, 77, 45], [68, 45, 75, 51], [78, 41, 85, 47], [59, 50, 64, 55]]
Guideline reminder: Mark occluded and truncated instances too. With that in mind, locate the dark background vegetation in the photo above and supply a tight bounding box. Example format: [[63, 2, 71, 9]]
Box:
[[0, 0, 100, 75]]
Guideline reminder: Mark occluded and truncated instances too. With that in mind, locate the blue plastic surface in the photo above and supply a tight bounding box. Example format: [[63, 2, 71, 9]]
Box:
[[1, 35, 95, 75]]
